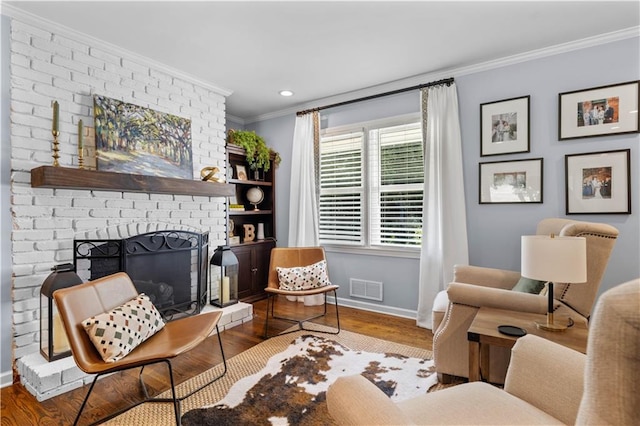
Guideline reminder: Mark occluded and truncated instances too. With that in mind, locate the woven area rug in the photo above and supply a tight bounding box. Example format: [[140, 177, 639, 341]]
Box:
[[107, 325, 435, 425]]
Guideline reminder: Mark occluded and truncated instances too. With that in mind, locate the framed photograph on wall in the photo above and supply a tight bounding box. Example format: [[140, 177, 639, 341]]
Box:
[[480, 95, 530, 156], [559, 80, 639, 140], [565, 149, 631, 214], [479, 158, 543, 204]]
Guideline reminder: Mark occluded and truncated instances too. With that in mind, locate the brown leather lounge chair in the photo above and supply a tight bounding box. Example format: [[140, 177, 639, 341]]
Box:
[[264, 247, 340, 338], [54, 272, 227, 425]]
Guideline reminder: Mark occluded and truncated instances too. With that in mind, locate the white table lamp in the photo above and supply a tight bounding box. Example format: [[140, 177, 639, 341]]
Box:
[[521, 234, 587, 331]]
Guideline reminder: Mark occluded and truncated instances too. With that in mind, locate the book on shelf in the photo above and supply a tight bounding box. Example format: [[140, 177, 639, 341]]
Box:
[[229, 203, 245, 212]]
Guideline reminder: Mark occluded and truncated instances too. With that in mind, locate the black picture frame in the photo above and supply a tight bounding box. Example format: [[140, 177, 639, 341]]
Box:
[[479, 158, 543, 204], [559, 81, 640, 140], [565, 149, 631, 214], [480, 95, 530, 156]]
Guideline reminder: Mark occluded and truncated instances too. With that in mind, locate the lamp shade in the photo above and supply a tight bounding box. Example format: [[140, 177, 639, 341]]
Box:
[[521, 235, 587, 283]]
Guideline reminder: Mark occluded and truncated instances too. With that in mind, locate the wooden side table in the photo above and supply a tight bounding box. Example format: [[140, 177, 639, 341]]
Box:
[[467, 307, 588, 382]]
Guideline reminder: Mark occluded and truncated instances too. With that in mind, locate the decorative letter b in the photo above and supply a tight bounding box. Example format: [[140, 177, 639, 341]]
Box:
[[243, 224, 255, 242]]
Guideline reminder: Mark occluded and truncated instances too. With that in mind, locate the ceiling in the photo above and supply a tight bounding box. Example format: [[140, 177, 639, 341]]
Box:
[[4, 1, 640, 122]]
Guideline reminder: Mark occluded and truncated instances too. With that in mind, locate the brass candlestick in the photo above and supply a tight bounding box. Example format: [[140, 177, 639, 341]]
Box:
[[78, 119, 84, 169], [78, 146, 84, 169], [52, 130, 60, 167]]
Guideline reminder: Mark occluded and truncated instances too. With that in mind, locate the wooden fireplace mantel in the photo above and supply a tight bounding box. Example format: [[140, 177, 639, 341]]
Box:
[[30, 166, 236, 197]]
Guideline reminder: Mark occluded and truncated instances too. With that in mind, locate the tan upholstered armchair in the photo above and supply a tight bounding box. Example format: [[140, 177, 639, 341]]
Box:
[[328, 279, 639, 425], [432, 218, 618, 383]]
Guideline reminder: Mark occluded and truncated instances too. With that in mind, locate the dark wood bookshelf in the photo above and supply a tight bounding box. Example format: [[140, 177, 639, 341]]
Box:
[[229, 210, 274, 216], [228, 178, 273, 187]]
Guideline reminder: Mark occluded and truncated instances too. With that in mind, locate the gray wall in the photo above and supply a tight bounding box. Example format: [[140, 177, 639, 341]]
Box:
[[226, 117, 245, 133], [1, 14, 12, 383], [458, 37, 639, 289], [248, 36, 640, 316]]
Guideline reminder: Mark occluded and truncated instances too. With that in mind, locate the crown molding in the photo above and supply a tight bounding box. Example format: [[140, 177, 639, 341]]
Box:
[[2, 4, 233, 97], [225, 114, 245, 127], [452, 26, 640, 79], [245, 26, 640, 124]]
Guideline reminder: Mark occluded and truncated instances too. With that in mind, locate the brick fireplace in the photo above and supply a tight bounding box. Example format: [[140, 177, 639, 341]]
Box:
[[8, 16, 251, 399]]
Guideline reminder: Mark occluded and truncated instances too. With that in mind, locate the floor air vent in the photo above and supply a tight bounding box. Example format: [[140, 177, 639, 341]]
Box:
[[349, 278, 383, 301]]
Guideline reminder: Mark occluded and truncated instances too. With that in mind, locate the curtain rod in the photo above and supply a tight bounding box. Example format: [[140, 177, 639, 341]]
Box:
[[296, 77, 454, 116]]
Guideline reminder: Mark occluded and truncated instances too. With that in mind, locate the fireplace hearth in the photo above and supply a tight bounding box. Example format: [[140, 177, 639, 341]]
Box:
[[74, 230, 209, 319]]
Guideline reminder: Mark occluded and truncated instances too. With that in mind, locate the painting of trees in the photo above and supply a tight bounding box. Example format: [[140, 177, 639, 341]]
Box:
[[93, 95, 193, 179]]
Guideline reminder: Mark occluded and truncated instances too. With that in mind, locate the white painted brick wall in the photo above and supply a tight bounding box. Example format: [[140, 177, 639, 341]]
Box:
[[9, 16, 230, 388]]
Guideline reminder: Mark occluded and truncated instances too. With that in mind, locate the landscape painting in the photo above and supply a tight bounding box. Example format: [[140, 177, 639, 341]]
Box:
[[93, 95, 193, 179]]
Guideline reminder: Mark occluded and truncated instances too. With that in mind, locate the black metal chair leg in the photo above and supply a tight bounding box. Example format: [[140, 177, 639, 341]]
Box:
[[264, 291, 341, 338], [165, 360, 180, 426], [73, 373, 99, 426], [139, 325, 228, 416], [74, 325, 227, 426], [263, 294, 272, 338], [332, 289, 341, 332]]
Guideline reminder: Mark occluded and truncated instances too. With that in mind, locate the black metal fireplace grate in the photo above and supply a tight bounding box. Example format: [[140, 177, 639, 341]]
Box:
[[74, 230, 209, 320]]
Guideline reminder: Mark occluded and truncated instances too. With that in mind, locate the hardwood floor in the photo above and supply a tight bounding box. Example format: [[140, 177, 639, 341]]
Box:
[[0, 297, 433, 425]]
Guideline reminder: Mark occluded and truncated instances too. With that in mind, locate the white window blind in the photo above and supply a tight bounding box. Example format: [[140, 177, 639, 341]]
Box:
[[319, 117, 424, 249], [319, 131, 364, 245], [370, 123, 424, 247]]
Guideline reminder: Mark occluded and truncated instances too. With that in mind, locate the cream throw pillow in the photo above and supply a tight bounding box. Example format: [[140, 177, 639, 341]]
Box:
[[276, 260, 331, 291], [82, 293, 165, 363]]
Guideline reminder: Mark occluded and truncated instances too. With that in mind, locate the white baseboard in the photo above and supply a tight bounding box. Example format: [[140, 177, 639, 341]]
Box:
[[328, 296, 417, 320], [1, 370, 12, 388]]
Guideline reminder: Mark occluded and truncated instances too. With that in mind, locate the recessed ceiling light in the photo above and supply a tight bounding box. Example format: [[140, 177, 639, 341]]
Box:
[[279, 90, 294, 97]]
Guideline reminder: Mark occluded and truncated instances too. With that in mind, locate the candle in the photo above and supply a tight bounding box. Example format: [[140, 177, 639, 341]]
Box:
[[78, 119, 83, 150], [221, 276, 230, 304], [52, 101, 59, 133], [53, 312, 70, 354]]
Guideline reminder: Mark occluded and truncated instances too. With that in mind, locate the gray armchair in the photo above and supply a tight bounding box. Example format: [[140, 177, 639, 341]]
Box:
[[432, 218, 618, 383]]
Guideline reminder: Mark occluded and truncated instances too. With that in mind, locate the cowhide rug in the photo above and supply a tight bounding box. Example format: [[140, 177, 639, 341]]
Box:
[[182, 334, 437, 425]]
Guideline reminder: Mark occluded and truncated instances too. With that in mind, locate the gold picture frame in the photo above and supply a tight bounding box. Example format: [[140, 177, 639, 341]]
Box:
[[235, 165, 248, 181]]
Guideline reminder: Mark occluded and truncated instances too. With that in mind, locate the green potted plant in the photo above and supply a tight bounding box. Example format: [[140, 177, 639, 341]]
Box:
[[227, 129, 281, 173]]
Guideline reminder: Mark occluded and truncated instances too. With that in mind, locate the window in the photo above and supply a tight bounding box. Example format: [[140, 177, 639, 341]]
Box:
[[319, 116, 424, 250]]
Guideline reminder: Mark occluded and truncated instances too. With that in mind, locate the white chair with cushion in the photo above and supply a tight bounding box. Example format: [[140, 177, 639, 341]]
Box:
[[327, 278, 640, 425], [432, 218, 618, 383]]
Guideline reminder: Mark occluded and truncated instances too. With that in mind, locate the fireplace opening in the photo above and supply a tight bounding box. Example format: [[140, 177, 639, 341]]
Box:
[[74, 230, 209, 319]]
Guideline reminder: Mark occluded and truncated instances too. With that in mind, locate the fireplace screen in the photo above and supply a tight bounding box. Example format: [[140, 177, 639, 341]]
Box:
[[74, 230, 209, 319]]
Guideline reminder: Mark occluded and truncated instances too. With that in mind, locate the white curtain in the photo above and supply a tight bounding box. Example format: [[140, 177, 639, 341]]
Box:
[[288, 112, 323, 305], [416, 83, 469, 330]]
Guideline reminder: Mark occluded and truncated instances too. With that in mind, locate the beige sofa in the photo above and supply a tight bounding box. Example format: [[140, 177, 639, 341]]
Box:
[[432, 218, 618, 383], [327, 278, 639, 425]]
